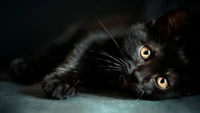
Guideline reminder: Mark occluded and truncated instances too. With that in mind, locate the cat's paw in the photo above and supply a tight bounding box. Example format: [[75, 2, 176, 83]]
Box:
[[42, 77, 78, 99]]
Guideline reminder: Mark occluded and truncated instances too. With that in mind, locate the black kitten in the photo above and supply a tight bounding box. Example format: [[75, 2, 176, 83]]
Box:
[[10, 8, 200, 100]]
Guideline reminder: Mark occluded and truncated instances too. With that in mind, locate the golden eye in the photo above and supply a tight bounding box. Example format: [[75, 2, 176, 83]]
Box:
[[140, 46, 151, 60], [156, 77, 169, 89]]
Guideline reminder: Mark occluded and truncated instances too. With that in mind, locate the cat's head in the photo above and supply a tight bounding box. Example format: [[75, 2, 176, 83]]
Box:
[[119, 8, 195, 100]]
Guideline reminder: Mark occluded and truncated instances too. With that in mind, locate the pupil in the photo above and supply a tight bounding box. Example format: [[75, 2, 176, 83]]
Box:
[[144, 50, 149, 55], [160, 79, 165, 84]]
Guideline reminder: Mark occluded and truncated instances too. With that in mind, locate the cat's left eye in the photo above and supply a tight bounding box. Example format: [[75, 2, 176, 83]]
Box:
[[140, 46, 151, 60], [156, 77, 169, 89]]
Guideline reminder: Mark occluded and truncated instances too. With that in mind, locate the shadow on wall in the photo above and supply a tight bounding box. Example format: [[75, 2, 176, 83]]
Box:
[[0, 0, 198, 69]]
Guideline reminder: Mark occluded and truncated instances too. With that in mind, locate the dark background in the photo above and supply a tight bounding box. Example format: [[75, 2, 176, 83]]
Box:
[[0, 0, 200, 69]]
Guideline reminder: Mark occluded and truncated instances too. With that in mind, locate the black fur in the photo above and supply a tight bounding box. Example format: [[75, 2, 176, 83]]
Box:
[[9, 8, 200, 100]]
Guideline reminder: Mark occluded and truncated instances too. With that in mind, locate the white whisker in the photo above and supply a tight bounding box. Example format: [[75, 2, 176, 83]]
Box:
[[97, 65, 121, 69], [133, 91, 144, 104], [98, 68, 121, 71], [97, 18, 127, 62], [104, 69, 121, 71], [89, 49, 126, 67], [83, 56, 121, 67], [99, 50, 127, 65], [101, 50, 127, 66]]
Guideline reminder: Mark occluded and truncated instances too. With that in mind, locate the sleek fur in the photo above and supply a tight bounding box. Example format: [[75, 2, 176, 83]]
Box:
[[10, 8, 200, 100]]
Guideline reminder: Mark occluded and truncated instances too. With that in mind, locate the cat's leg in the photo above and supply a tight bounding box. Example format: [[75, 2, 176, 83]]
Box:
[[41, 39, 90, 99], [9, 44, 71, 84], [9, 25, 86, 84]]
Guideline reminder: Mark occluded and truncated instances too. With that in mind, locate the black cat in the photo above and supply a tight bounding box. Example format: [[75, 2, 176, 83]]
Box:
[[10, 7, 200, 100]]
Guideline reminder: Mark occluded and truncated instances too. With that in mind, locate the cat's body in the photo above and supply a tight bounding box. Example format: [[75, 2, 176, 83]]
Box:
[[10, 8, 200, 100]]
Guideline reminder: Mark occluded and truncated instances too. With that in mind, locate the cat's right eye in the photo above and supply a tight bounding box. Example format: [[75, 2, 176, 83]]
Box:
[[139, 46, 151, 60]]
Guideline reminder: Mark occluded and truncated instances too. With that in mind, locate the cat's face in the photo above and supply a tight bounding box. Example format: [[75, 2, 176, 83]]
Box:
[[119, 8, 192, 99]]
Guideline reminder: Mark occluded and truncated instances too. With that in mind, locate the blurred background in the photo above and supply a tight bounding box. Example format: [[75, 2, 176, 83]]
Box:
[[0, 0, 200, 69]]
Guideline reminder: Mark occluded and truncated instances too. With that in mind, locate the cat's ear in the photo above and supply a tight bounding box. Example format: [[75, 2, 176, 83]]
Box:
[[147, 7, 191, 35]]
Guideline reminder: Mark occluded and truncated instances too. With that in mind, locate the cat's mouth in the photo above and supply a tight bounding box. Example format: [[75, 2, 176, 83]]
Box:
[[119, 74, 138, 89]]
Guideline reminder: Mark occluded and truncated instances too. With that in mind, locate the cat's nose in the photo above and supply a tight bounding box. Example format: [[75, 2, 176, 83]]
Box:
[[130, 70, 140, 83], [132, 70, 143, 82], [132, 66, 152, 83]]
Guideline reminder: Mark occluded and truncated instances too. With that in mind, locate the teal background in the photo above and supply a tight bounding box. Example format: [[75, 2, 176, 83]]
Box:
[[0, 72, 200, 113]]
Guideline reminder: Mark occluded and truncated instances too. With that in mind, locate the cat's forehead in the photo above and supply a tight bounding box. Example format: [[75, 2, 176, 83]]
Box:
[[130, 23, 167, 49], [130, 23, 147, 34], [130, 23, 149, 41]]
